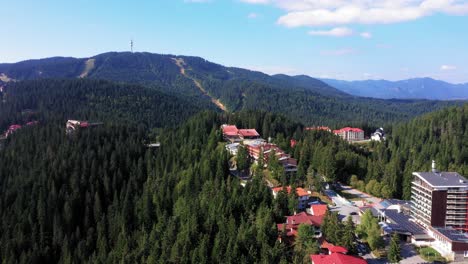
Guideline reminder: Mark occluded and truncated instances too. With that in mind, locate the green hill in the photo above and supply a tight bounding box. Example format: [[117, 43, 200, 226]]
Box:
[[0, 52, 464, 126]]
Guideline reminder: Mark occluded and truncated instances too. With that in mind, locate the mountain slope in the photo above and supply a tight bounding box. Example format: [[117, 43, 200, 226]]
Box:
[[0, 52, 465, 126], [322, 78, 468, 100], [0, 79, 204, 131]]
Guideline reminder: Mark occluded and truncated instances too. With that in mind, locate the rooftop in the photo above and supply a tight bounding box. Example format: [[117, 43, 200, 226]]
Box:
[[272, 186, 309, 197], [333, 127, 364, 133], [384, 209, 428, 236], [310, 253, 366, 264], [413, 172, 468, 187], [310, 204, 328, 216], [221, 125, 239, 136], [432, 227, 468, 243], [238, 129, 260, 137]]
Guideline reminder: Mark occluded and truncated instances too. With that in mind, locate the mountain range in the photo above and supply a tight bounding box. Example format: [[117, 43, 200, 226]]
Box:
[[0, 52, 465, 126], [321, 78, 468, 100]]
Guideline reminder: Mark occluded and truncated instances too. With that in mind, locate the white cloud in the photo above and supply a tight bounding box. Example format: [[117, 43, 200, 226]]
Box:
[[308, 27, 353, 37], [248, 12, 260, 19], [440, 65, 457, 71], [360, 32, 372, 38], [241, 0, 468, 27], [320, 48, 356, 56]]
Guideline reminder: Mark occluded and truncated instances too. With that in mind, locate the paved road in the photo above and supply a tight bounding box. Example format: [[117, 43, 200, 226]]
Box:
[[324, 189, 361, 223], [339, 184, 382, 206], [400, 242, 430, 264]]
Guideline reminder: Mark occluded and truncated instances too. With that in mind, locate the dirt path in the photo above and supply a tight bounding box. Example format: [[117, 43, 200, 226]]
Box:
[[79, 58, 96, 78], [0, 73, 14, 82], [172, 58, 227, 112]]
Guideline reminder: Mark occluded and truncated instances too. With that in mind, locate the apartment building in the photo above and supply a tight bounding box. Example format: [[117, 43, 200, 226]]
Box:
[[411, 161, 468, 262]]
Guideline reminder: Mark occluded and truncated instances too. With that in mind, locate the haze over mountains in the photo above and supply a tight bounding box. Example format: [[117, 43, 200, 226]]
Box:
[[321, 78, 468, 100], [0, 52, 465, 126]]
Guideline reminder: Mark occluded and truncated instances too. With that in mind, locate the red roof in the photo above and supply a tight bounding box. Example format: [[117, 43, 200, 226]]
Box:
[[334, 127, 364, 133], [310, 253, 366, 264], [290, 139, 297, 148], [9, 125, 22, 130], [222, 125, 239, 136], [26, 121, 39, 126], [282, 212, 324, 227], [277, 212, 324, 240], [329, 246, 348, 254], [310, 204, 328, 216], [238, 129, 260, 137], [80, 122, 89, 128], [272, 186, 309, 197]]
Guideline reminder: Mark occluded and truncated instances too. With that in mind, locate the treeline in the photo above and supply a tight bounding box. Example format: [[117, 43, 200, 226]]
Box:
[[0, 79, 203, 132]]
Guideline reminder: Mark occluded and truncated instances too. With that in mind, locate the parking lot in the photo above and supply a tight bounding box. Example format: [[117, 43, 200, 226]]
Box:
[[324, 189, 361, 224]]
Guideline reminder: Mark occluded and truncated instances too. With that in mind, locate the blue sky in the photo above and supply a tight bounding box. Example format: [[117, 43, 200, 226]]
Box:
[[1, 0, 468, 83]]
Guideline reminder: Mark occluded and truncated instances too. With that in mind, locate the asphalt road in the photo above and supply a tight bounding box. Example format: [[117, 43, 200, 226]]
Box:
[[324, 189, 361, 223]]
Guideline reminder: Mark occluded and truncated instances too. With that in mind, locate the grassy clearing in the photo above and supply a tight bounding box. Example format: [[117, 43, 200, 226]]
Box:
[[416, 247, 446, 263], [311, 191, 333, 205], [337, 190, 362, 201]]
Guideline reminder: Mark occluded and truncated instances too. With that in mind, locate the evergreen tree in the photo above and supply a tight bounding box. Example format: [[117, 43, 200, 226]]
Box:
[[388, 233, 402, 263]]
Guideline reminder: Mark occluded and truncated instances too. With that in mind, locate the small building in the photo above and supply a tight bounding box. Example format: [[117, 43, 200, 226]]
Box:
[[238, 129, 260, 140], [66, 120, 102, 135], [333, 127, 364, 142], [309, 204, 328, 216], [371, 128, 386, 141], [221, 124, 240, 142], [5, 124, 22, 138], [428, 227, 468, 262], [310, 252, 367, 264], [272, 186, 310, 210], [277, 212, 323, 243]]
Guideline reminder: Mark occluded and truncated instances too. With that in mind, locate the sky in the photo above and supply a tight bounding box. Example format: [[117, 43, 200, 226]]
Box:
[[1, 0, 468, 83]]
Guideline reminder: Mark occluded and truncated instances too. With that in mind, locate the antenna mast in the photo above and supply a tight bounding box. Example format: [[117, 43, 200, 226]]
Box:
[[130, 39, 134, 53]]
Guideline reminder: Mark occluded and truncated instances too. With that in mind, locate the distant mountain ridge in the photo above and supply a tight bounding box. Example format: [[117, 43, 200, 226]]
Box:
[[321, 77, 468, 100], [0, 52, 465, 126]]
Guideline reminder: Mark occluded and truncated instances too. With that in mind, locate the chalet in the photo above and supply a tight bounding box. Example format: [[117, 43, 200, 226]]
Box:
[[272, 186, 310, 210], [310, 253, 367, 264], [277, 212, 323, 243], [66, 120, 103, 135], [371, 128, 386, 141], [238, 129, 260, 140], [333, 127, 364, 142], [309, 204, 328, 216], [221, 124, 240, 142], [5, 124, 22, 138]]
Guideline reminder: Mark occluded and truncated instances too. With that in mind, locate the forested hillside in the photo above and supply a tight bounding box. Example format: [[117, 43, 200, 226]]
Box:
[[367, 104, 468, 199], [0, 52, 464, 126], [0, 111, 308, 263], [0, 79, 204, 131]]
